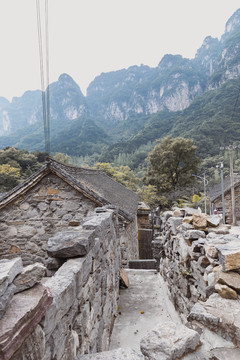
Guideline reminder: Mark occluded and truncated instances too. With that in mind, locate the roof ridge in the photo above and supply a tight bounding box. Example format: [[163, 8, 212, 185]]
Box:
[[47, 157, 102, 174]]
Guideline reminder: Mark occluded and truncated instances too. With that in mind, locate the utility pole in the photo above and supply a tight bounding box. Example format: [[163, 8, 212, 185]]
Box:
[[220, 145, 237, 226], [220, 162, 225, 225], [216, 162, 225, 224], [229, 146, 236, 225]]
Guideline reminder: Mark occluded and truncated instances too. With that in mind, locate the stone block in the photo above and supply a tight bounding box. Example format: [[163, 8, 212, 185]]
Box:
[[204, 242, 218, 259], [0, 257, 23, 297], [206, 215, 222, 227], [215, 283, 238, 300], [214, 269, 240, 292], [185, 230, 206, 240], [168, 217, 183, 235], [208, 227, 230, 235], [42, 258, 83, 336], [188, 293, 240, 345], [182, 222, 194, 231], [210, 347, 240, 360], [13, 263, 46, 293], [10, 325, 46, 360], [119, 268, 129, 288], [216, 240, 240, 271], [182, 216, 193, 224], [0, 284, 16, 319], [0, 284, 52, 360], [128, 260, 157, 269], [140, 321, 200, 360], [47, 229, 95, 258], [193, 212, 207, 229]]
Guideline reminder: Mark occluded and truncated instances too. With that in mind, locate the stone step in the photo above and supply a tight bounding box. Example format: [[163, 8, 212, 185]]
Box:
[[128, 259, 157, 269]]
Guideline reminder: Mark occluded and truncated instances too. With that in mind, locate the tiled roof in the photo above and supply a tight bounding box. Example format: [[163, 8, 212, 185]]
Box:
[[208, 174, 240, 201], [0, 158, 139, 222]]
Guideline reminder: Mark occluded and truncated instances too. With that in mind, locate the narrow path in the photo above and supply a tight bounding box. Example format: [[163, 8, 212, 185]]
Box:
[[110, 269, 181, 352], [110, 269, 235, 359]]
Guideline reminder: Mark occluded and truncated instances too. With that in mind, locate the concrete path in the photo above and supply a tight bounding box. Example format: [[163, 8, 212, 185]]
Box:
[[110, 269, 181, 352], [110, 269, 235, 359]]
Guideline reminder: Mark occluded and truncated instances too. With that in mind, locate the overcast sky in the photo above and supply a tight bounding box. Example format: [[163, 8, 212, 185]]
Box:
[[0, 0, 239, 101]]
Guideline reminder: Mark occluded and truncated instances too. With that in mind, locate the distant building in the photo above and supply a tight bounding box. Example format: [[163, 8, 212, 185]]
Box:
[[209, 174, 240, 224], [0, 158, 139, 266]]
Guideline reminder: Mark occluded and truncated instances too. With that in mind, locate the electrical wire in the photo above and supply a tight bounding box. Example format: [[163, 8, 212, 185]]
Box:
[[36, 0, 50, 154]]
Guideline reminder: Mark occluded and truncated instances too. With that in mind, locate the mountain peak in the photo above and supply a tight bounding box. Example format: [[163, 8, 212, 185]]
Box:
[[225, 8, 240, 34], [58, 73, 76, 84]]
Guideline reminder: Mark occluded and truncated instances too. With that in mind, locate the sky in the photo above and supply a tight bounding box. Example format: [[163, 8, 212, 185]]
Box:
[[0, 0, 239, 101]]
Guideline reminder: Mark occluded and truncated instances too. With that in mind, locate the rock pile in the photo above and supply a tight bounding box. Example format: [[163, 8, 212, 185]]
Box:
[[154, 208, 240, 316]]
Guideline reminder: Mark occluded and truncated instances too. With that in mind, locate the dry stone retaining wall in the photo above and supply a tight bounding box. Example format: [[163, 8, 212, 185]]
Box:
[[0, 209, 121, 360], [154, 208, 240, 317]]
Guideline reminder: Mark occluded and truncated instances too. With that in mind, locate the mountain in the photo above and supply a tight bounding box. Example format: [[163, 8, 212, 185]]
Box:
[[0, 8, 240, 159]]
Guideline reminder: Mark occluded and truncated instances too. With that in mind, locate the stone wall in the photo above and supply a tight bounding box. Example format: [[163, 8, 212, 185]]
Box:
[[0, 174, 96, 266], [212, 185, 240, 223], [120, 218, 138, 266], [0, 173, 138, 268], [154, 208, 240, 317], [0, 209, 121, 360]]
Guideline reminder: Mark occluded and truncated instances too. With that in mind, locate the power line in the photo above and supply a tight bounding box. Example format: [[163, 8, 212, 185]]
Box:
[[36, 0, 50, 154]]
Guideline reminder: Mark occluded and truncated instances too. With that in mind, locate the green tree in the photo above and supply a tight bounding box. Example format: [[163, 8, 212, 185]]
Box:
[[52, 152, 72, 165], [137, 185, 168, 208], [145, 136, 201, 193], [0, 164, 21, 192], [93, 162, 138, 191]]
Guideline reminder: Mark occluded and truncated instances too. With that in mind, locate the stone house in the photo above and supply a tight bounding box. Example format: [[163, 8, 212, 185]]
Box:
[[209, 174, 240, 223], [0, 158, 139, 267]]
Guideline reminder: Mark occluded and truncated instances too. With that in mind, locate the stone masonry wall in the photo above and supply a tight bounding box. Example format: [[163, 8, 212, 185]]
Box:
[[0, 209, 121, 360], [154, 208, 240, 318], [120, 217, 138, 266], [213, 186, 240, 223], [0, 174, 97, 267]]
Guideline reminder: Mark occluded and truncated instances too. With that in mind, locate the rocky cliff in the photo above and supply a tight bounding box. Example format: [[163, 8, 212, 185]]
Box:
[[0, 8, 239, 153]]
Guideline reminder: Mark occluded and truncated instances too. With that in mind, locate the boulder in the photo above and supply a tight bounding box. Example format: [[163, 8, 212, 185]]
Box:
[[206, 215, 222, 228], [47, 229, 96, 258], [215, 283, 238, 300], [78, 348, 145, 359], [193, 213, 207, 229], [0, 284, 53, 360], [140, 321, 200, 360], [13, 263, 46, 293]]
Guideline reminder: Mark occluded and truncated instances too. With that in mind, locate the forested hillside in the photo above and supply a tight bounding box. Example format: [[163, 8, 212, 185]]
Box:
[[0, 8, 239, 170]]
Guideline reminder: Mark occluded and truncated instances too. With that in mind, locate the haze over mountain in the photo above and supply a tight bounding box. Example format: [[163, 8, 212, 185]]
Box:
[[0, 8, 240, 160]]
